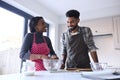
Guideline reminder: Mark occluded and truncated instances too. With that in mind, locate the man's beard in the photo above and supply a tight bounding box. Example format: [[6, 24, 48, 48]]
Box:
[[68, 26, 78, 32]]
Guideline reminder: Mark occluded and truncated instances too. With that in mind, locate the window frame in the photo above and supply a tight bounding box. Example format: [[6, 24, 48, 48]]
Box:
[[0, 0, 50, 37]]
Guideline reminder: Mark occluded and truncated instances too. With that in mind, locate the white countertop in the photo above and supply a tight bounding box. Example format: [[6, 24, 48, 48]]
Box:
[[0, 71, 91, 80], [0, 70, 120, 80]]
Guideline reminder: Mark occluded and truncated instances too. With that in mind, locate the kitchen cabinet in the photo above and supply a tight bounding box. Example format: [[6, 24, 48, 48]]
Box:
[[80, 17, 113, 35], [113, 16, 120, 49]]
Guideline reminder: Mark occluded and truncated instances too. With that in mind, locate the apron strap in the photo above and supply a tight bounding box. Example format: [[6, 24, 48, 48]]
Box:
[[33, 33, 36, 42]]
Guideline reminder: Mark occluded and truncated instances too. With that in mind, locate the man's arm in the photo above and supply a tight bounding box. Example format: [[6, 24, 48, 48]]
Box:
[[60, 33, 67, 69], [60, 53, 67, 69], [90, 51, 98, 62], [84, 27, 98, 62]]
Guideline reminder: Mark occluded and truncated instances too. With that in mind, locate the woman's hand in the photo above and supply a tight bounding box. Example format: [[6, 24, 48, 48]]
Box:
[[41, 55, 50, 59], [30, 54, 58, 60], [30, 54, 50, 60]]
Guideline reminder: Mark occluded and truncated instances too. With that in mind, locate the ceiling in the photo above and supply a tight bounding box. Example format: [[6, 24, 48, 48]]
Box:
[[36, 0, 120, 21], [3, 0, 120, 22]]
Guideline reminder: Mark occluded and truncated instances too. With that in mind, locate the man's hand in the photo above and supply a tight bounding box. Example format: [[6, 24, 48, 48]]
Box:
[[60, 64, 65, 69]]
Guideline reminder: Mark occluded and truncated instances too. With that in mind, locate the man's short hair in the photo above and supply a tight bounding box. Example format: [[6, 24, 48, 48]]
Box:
[[66, 9, 80, 18]]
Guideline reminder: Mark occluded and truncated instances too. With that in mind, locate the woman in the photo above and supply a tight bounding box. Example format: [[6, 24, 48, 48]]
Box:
[[20, 16, 58, 71]]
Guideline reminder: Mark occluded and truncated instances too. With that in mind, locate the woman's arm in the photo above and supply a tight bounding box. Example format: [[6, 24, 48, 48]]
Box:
[[30, 54, 50, 60], [19, 33, 32, 60], [45, 37, 58, 59]]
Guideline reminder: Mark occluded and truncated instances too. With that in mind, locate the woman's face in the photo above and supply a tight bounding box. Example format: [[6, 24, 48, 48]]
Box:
[[35, 19, 47, 32]]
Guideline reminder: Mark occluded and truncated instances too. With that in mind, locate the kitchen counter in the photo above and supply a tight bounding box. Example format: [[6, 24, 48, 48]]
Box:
[[0, 70, 120, 80], [0, 71, 91, 80]]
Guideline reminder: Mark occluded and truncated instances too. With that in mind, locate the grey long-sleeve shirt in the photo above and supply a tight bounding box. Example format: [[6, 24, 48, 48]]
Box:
[[19, 32, 56, 60], [62, 26, 98, 54]]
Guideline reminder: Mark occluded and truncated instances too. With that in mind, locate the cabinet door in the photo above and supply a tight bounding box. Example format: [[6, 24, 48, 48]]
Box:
[[80, 17, 113, 35], [113, 16, 120, 49]]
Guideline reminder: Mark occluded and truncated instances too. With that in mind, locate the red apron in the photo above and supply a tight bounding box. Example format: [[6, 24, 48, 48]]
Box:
[[30, 33, 50, 71]]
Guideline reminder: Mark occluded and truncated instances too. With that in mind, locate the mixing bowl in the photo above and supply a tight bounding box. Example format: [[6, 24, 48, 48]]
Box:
[[43, 59, 62, 71], [90, 62, 108, 71]]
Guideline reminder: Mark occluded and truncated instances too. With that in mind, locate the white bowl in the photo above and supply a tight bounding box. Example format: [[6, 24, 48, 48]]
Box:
[[43, 59, 62, 71]]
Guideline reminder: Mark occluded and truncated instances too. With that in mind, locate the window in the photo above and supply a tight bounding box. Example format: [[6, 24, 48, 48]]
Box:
[[0, 1, 49, 74], [0, 1, 33, 74], [0, 7, 24, 51]]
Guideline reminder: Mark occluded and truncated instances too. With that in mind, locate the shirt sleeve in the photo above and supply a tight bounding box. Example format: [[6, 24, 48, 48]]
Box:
[[19, 33, 32, 60], [61, 33, 67, 55], [45, 37, 56, 56], [84, 27, 98, 52]]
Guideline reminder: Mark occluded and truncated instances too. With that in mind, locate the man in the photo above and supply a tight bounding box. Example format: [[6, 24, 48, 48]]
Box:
[[61, 9, 98, 69]]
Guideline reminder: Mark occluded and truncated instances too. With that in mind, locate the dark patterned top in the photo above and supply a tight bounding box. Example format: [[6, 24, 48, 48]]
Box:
[[20, 32, 56, 60]]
